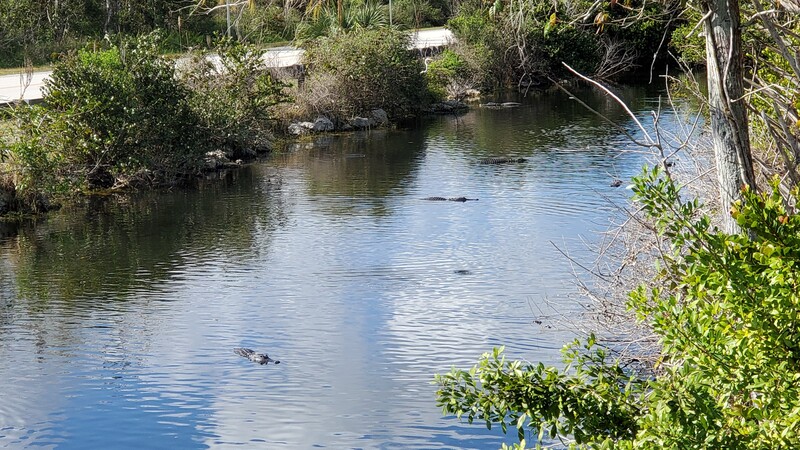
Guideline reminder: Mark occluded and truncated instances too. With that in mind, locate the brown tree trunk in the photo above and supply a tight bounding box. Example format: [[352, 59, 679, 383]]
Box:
[[701, 0, 756, 234]]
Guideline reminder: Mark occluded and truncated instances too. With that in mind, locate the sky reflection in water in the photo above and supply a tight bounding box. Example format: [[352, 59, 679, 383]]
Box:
[[0, 84, 694, 449]]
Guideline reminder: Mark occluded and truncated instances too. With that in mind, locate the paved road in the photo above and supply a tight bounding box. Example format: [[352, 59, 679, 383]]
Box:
[[0, 71, 52, 106], [0, 28, 454, 106]]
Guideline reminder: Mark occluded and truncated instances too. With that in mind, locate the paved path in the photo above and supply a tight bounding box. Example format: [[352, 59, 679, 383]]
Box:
[[0, 28, 454, 106], [0, 71, 52, 106]]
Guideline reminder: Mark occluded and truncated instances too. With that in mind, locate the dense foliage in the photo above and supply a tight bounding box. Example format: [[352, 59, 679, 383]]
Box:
[[0, 34, 286, 210], [445, 0, 679, 87], [300, 27, 428, 120], [0, 0, 217, 67], [3, 34, 205, 199], [0, 0, 443, 68], [436, 168, 800, 449], [179, 37, 289, 160]]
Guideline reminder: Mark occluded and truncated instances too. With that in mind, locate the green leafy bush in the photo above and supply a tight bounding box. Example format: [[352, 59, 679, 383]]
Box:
[[447, 10, 510, 86], [670, 21, 706, 65], [180, 37, 289, 159], [424, 49, 477, 101], [41, 34, 205, 189], [1, 34, 206, 198], [448, 0, 678, 86], [295, 0, 388, 41], [301, 27, 427, 120], [392, 0, 450, 28], [437, 168, 800, 449], [1, 33, 291, 211]]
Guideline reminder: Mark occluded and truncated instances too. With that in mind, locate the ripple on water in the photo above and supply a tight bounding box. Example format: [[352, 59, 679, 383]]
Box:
[[0, 87, 690, 449]]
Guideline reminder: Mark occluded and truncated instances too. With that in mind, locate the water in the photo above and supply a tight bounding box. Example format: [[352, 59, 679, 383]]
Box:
[[0, 85, 687, 449]]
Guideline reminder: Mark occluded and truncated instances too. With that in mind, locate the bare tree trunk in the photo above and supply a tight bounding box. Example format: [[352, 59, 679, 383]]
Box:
[[700, 0, 756, 233], [226, 0, 232, 37], [105, 0, 113, 35]]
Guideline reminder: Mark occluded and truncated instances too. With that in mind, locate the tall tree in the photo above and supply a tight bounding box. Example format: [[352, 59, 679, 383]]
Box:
[[700, 0, 756, 233]]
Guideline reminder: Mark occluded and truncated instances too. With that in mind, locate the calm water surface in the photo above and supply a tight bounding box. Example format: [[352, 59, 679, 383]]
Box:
[[0, 86, 687, 449]]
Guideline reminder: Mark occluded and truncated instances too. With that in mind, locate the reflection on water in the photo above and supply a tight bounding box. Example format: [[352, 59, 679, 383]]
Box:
[[0, 84, 687, 448]]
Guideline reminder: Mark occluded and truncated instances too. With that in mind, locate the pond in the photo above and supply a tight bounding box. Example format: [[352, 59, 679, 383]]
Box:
[[0, 84, 687, 449]]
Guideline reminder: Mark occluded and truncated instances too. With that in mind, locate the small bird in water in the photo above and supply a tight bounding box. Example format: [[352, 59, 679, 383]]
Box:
[[234, 347, 280, 365]]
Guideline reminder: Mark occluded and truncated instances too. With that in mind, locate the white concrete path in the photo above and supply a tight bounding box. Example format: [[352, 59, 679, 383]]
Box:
[[0, 28, 454, 106]]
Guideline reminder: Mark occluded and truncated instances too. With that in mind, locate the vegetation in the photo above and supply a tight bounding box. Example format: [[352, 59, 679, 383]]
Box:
[[437, 170, 800, 449], [435, 2, 800, 448], [443, 0, 679, 88], [0, 0, 213, 67], [0, 34, 286, 212], [295, 27, 427, 121], [295, 0, 389, 41], [179, 36, 290, 159]]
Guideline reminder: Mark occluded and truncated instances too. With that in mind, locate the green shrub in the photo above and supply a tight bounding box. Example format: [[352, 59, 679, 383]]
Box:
[[533, 24, 600, 77], [392, 0, 449, 28], [447, 11, 515, 87], [295, 0, 388, 41], [302, 27, 427, 120], [424, 49, 479, 100], [669, 21, 705, 65], [437, 168, 800, 449], [448, 0, 677, 86], [238, 5, 299, 44], [1, 33, 291, 212], [40, 34, 206, 189], [180, 37, 289, 159]]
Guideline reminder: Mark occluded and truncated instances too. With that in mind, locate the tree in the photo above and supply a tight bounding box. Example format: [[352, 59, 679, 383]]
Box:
[[436, 170, 800, 449], [435, 3, 800, 449], [700, 0, 756, 233]]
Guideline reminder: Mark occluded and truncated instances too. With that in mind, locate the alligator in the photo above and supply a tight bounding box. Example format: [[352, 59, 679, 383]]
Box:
[[479, 157, 527, 164], [234, 347, 280, 365], [422, 197, 479, 202], [481, 102, 522, 108]]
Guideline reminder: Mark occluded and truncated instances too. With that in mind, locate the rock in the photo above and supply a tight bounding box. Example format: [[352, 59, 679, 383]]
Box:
[[350, 117, 371, 129], [312, 116, 334, 132], [205, 150, 231, 170], [288, 122, 309, 136], [429, 100, 468, 114], [370, 109, 388, 127]]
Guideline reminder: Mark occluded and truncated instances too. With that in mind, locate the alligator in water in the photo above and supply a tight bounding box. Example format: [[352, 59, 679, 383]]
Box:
[[480, 102, 522, 109], [422, 197, 479, 202], [234, 347, 280, 365], [479, 157, 527, 164]]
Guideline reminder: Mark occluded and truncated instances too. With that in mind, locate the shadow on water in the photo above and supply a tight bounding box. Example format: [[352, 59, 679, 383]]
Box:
[[274, 128, 427, 216], [1, 166, 289, 306]]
